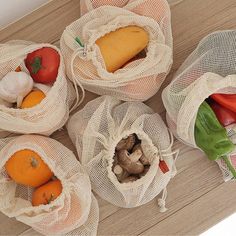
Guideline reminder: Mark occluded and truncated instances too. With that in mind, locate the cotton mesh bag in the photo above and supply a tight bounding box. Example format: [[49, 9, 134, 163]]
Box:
[[0, 135, 99, 236], [0, 40, 78, 136], [162, 30, 236, 181], [67, 96, 178, 210], [60, 0, 173, 101]]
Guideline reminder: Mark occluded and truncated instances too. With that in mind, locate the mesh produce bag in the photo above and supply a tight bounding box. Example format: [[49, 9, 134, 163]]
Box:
[[60, 0, 173, 101], [0, 40, 77, 136], [0, 135, 99, 236], [162, 30, 236, 181], [67, 96, 178, 210]]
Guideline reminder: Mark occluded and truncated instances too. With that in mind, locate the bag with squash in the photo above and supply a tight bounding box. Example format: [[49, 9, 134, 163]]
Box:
[[0, 135, 99, 235], [67, 96, 178, 210], [162, 30, 236, 181], [0, 40, 80, 136], [60, 0, 173, 101]]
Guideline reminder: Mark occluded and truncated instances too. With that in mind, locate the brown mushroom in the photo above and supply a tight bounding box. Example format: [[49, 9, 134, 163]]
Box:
[[132, 144, 150, 165], [116, 134, 136, 151], [117, 149, 144, 174]]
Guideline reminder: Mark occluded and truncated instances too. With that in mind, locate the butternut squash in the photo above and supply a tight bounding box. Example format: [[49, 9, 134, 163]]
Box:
[[96, 26, 149, 73]]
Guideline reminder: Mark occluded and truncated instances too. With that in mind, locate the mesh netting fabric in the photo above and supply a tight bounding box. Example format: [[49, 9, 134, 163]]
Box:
[[67, 96, 177, 208], [60, 0, 173, 101], [0, 135, 99, 236], [162, 30, 236, 181], [0, 40, 76, 136]]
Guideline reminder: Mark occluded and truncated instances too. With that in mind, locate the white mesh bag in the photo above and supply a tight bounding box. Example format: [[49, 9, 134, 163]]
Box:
[[0, 40, 77, 136], [162, 30, 236, 181], [60, 0, 173, 101], [67, 96, 178, 210], [0, 135, 99, 236]]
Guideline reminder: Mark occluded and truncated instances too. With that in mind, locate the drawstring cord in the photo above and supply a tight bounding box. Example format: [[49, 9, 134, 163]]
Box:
[[156, 131, 179, 212], [69, 51, 85, 112], [158, 131, 179, 164], [65, 33, 87, 112]]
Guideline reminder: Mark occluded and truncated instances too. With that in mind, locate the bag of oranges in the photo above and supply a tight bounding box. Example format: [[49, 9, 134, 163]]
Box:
[[0, 40, 78, 136], [67, 96, 178, 210], [60, 0, 173, 101], [0, 135, 99, 235]]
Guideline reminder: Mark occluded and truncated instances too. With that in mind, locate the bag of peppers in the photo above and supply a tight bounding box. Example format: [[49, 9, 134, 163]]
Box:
[[162, 30, 236, 181]]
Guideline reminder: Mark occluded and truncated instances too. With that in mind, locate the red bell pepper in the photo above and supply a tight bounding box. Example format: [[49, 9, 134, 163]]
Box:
[[210, 100, 236, 127], [211, 94, 236, 113]]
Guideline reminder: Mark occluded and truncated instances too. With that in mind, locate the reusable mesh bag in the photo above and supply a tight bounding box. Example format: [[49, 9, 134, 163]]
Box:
[[0, 40, 77, 136], [60, 0, 173, 101], [162, 30, 236, 181], [67, 96, 178, 210], [0, 135, 99, 236]]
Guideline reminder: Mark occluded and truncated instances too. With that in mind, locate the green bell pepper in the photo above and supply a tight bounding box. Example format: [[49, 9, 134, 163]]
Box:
[[194, 101, 235, 161]]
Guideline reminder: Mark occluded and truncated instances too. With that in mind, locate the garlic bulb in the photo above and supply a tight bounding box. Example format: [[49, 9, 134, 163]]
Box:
[[0, 71, 33, 107]]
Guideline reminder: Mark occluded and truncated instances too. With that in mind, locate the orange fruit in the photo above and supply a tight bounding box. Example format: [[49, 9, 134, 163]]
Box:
[[32, 179, 62, 206], [21, 90, 46, 109], [5, 149, 53, 187], [15, 66, 21, 72]]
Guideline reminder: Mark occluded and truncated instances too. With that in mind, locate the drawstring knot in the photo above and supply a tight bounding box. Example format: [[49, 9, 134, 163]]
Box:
[[157, 188, 168, 212], [157, 198, 167, 213]]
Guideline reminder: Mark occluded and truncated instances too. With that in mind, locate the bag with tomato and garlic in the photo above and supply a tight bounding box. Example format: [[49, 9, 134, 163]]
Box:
[[60, 0, 173, 101], [162, 30, 236, 181], [0, 40, 77, 136], [0, 135, 99, 235], [67, 96, 178, 210]]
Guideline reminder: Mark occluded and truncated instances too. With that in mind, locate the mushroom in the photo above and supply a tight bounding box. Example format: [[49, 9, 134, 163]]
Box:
[[113, 164, 129, 182], [117, 149, 144, 174], [132, 144, 150, 165], [116, 134, 136, 151], [139, 166, 150, 178]]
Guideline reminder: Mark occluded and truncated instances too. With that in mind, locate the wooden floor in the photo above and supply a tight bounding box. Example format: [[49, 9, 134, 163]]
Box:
[[1, 0, 236, 235]]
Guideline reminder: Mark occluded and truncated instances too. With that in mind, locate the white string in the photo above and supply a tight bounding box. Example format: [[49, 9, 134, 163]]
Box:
[[157, 187, 168, 212], [69, 47, 86, 112], [158, 130, 179, 160]]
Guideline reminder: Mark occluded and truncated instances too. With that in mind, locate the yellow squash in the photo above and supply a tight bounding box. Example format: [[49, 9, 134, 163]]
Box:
[[96, 26, 149, 73]]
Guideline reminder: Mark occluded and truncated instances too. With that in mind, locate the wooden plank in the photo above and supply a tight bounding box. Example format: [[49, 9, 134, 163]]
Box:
[[142, 181, 236, 235], [0, 0, 80, 43], [0, 212, 29, 235]]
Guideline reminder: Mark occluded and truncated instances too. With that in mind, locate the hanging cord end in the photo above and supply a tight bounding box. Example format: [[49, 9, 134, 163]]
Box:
[[157, 198, 168, 213], [157, 188, 168, 213]]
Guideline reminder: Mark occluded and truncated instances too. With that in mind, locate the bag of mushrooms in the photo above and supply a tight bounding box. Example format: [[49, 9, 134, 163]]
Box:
[[67, 96, 178, 210], [60, 0, 173, 101], [0, 135, 99, 236], [162, 30, 236, 181], [0, 40, 76, 136]]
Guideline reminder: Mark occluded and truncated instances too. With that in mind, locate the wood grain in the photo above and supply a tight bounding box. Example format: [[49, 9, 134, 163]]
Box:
[[0, 0, 236, 235]]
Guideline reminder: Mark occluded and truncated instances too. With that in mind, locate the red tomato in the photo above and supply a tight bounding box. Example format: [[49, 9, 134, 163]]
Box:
[[25, 47, 60, 84]]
